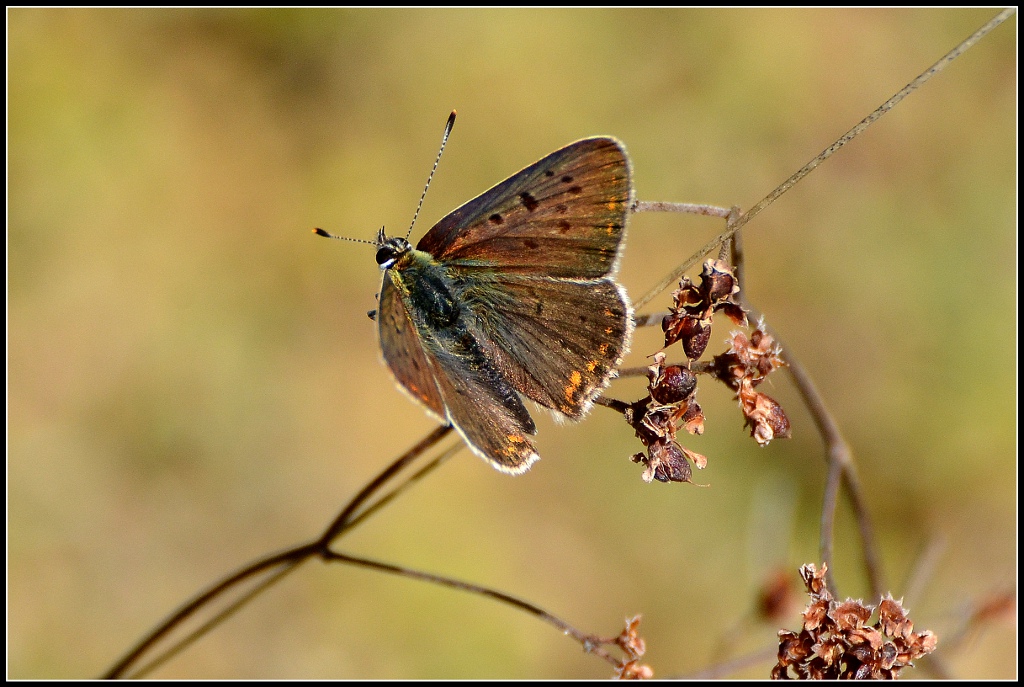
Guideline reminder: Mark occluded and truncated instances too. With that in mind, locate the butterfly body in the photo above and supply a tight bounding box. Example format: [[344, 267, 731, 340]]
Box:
[[376, 136, 634, 474]]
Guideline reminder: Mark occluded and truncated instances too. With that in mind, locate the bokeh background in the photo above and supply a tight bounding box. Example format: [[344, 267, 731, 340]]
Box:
[[9, 8, 1015, 679]]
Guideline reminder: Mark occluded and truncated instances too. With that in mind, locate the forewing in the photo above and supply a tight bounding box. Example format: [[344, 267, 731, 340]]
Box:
[[422, 327, 540, 474], [461, 274, 633, 419], [377, 275, 446, 420], [417, 137, 632, 279]]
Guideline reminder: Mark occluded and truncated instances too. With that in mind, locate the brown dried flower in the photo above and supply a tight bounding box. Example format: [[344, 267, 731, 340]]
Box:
[[771, 563, 938, 679], [612, 616, 653, 680], [663, 259, 747, 360], [713, 324, 791, 446], [625, 353, 707, 483]]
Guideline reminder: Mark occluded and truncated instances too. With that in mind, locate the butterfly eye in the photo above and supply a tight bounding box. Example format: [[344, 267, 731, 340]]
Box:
[[376, 237, 411, 268], [375, 245, 398, 267]]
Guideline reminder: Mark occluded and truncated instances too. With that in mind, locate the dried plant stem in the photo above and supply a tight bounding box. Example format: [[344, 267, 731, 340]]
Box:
[[728, 226, 883, 598], [779, 339, 884, 599], [736, 8, 1014, 234], [103, 426, 454, 679], [105, 422, 628, 679], [623, 8, 1017, 600], [629, 204, 739, 312], [102, 545, 318, 679], [323, 550, 627, 668], [124, 558, 307, 679], [902, 532, 947, 607], [321, 425, 454, 543], [631, 200, 732, 218], [633, 9, 1015, 312], [729, 309, 883, 598]]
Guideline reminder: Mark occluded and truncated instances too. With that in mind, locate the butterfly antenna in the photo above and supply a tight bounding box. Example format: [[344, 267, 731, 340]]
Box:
[[312, 227, 377, 245], [405, 110, 457, 241]]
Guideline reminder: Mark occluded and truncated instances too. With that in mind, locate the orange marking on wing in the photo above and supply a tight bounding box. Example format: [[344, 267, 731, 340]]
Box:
[[564, 370, 583, 401]]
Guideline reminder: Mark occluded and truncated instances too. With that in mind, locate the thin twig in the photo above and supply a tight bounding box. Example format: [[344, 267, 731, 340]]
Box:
[[631, 200, 732, 218], [102, 543, 320, 678], [727, 228, 882, 598], [322, 550, 626, 668], [320, 425, 454, 545], [126, 559, 305, 679], [616, 360, 714, 380], [632, 9, 1015, 312], [901, 532, 947, 607], [342, 439, 464, 532], [631, 311, 666, 328], [103, 425, 454, 679]]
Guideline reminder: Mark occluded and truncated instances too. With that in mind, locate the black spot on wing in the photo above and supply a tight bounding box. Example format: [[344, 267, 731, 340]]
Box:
[[519, 192, 539, 212]]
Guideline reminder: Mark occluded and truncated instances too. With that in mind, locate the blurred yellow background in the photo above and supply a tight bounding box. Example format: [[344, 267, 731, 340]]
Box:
[[8, 8, 1015, 679]]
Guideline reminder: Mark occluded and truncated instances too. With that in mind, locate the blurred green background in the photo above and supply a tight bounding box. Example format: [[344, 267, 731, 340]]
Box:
[[8, 8, 1015, 679]]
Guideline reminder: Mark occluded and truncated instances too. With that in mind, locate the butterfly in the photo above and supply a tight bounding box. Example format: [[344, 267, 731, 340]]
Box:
[[362, 118, 634, 473]]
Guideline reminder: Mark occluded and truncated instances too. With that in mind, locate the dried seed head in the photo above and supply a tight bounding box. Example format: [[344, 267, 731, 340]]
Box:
[[772, 564, 938, 679]]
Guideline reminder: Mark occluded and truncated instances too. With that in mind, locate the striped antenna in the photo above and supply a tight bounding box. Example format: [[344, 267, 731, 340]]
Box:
[[405, 110, 457, 241], [312, 227, 377, 246]]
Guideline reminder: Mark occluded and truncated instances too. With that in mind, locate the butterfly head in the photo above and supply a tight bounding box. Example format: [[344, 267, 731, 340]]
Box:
[[375, 230, 412, 270]]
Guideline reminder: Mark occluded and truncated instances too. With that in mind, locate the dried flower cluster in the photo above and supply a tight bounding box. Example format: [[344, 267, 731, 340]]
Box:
[[612, 615, 653, 680], [625, 352, 707, 483], [772, 563, 938, 679], [626, 259, 792, 482], [713, 324, 791, 446], [663, 259, 748, 360]]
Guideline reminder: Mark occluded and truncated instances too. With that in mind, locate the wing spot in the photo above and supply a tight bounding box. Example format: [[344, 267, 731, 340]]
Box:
[[599, 343, 610, 354], [604, 327, 614, 334], [544, 169, 555, 177], [520, 192, 540, 212], [586, 360, 599, 372], [524, 238, 539, 249], [561, 175, 574, 183], [568, 185, 583, 195], [557, 220, 571, 233], [488, 213, 503, 225], [565, 370, 583, 401]]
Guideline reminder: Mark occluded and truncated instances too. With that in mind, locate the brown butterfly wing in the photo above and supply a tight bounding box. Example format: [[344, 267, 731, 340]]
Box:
[[416, 137, 632, 279], [377, 275, 446, 420], [379, 268, 538, 473], [420, 326, 540, 474], [458, 273, 633, 418]]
